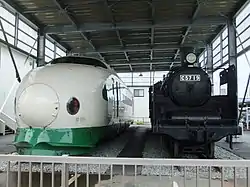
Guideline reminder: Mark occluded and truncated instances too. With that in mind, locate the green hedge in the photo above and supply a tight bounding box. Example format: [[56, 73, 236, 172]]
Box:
[[135, 121, 144, 125]]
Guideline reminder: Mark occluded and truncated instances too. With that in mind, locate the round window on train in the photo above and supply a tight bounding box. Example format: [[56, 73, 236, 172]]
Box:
[[67, 97, 80, 115]]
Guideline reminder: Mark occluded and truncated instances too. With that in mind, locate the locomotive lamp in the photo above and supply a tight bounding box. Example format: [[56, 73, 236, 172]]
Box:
[[186, 53, 197, 64], [180, 47, 198, 67]]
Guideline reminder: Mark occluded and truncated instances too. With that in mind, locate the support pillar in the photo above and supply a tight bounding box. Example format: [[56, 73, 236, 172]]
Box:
[[247, 106, 249, 130], [54, 42, 57, 59], [131, 72, 133, 86], [228, 18, 237, 67], [206, 44, 213, 78], [206, 44, 213, 94], [150, 71, 152, 85], [37, 29, 45, 67], [226, 17, 239, 144], [14, 13, 19, 47], [227, 17, 238, 119], [150, 63, 152, 85]]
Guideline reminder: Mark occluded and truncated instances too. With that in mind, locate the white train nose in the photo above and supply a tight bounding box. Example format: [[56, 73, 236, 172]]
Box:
[[17, 84, 59, 128]]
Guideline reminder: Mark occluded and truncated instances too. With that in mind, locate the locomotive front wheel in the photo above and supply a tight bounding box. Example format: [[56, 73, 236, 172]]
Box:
[[173, 141, 179, 157], [206, 142, 215, 159]]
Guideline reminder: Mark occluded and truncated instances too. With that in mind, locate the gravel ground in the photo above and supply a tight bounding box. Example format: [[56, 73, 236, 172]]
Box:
[[142, 134, 169, 158], [0, 128, 132, 174], [141, 135, 247, 180]]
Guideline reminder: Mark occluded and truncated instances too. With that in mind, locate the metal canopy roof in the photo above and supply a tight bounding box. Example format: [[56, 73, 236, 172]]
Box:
[[5, 0, 248, 72]]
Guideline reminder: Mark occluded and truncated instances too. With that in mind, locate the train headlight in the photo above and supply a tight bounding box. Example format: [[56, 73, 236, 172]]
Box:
[[67, 97, 80, 115], [186, 53, 196, 64]]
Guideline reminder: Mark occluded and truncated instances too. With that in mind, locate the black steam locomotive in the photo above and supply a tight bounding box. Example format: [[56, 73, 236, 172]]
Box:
[[149, 50, 241, 158]]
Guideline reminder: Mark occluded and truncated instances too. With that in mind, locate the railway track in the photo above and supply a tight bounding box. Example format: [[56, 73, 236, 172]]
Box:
[[56, 125, 149, 186], [159, 137, 224, 173], [105, 126, 149, 176]]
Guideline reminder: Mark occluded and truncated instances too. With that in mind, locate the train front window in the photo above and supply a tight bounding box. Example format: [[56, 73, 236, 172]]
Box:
[[50, 56, 108, 69], [67, 97, 80, 115]]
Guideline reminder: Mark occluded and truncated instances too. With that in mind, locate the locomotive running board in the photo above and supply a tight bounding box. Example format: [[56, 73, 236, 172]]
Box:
[[160, 118, 237, 125], [171, 116, 221, 120]]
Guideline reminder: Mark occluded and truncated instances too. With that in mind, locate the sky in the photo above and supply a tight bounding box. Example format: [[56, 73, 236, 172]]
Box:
[[235, 51, 250, 98]]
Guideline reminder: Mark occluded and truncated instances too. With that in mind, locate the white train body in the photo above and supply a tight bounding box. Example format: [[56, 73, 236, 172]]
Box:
[[13, 57, 134, 155]]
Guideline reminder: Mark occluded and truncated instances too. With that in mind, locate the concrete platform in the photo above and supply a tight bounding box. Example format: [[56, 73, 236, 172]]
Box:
[[216, 131, 250, 159], [0, 134, 15, 154]]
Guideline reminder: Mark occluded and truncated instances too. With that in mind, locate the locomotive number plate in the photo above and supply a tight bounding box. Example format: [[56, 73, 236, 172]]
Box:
[[180, 74, 201, 81]]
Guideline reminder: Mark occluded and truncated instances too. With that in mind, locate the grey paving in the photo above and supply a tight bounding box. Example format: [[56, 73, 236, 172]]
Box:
[[216, 131, 250, 159], [0, 134, 15, 154]]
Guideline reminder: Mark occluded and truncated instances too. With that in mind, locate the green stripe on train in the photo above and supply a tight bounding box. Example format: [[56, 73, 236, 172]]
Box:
[[13, 123, 129, 156]]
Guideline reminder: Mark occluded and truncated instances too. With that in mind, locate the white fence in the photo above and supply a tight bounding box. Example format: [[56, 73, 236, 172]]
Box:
[[0, 154, 249, 187]]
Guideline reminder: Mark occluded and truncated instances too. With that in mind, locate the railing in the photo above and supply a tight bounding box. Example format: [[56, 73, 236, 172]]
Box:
[[0, 112, 17, 132], [0, 154, 249, 187]]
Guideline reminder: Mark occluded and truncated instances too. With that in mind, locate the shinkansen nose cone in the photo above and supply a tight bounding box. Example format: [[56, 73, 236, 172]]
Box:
[[16, 84, 59, 128]]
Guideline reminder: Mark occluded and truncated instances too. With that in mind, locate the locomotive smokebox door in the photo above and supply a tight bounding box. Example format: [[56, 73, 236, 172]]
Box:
[[180, 47, 198, 67]]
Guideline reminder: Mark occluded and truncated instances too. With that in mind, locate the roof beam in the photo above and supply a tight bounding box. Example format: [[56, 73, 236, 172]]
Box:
[[44, 16, 227, 34], [52, 0, 104, 60], [81, 44, 204, 54], [108, 59, 180, 66], [109, 57, 173, 62], [173, 0, 202, 59], [104, 0, 132, 71], [150, 0, 155, 61], [113, 66, 173, 73]]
